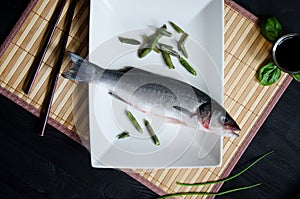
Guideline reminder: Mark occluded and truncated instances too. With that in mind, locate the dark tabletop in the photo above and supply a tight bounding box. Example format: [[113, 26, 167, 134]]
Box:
[[0, 0, 299, 199]]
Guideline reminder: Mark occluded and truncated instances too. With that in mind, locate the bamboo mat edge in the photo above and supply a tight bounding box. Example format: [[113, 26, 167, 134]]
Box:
[[0, 0, 293, 197]]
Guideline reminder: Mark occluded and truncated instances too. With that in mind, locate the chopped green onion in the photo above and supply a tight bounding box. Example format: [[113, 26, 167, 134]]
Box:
[[178, 43, 188, 58], [159, 45, 180, 57], [144, 119, 160, 146], [116, 131, 130, 139], [143, 35, 160, 53], [159, 28, 172, 37], [158, 43, 174, 50], [179, 56, 197, 76], [178, 33, 189, 58], [169, 21, 185, 33], [149, 33, 161, 49], [158, 24, 172, 37], [126, 111, 143, 133], [161, 51, 175, 69], [138, 48, 152, 58], [148, 25, 172, 50], [118, 37, 141, 45]]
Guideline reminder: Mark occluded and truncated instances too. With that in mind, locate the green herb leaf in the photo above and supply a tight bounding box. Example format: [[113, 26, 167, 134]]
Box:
[[260, 16, 283, 42], [292, 73, 300, 82], [258, 62, 281, 86]]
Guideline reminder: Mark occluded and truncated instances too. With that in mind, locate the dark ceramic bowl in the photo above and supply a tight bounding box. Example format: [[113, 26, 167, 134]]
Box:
[[272, 33, 300, 73]]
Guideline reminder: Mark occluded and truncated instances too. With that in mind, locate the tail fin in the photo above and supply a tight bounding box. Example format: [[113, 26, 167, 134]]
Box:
[[62, 52, 102, 83], [61, 52, 84, 80], [69, 52, 84, 66]]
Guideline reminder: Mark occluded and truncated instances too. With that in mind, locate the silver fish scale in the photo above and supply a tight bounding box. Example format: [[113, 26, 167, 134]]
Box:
[[106, 69, 213, 124], [131, 83, 179, 109]]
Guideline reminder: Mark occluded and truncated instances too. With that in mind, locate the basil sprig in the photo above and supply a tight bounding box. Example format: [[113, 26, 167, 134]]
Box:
[[292, 73, 300, 82], [258, 62, 281, 86], [260, 16, 283, 42]]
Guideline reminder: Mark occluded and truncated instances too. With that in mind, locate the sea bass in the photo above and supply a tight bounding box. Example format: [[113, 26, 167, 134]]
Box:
[[62, 53, 240, 137]]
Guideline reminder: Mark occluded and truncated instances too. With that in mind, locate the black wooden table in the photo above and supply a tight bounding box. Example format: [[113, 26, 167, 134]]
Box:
[[0, 1, 299, 199]]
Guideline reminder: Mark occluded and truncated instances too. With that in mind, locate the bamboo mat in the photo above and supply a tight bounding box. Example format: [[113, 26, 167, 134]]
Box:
[[0, 0, 293, 198]]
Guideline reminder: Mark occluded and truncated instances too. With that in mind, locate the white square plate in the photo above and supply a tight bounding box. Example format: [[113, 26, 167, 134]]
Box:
[[87, 0, 224, 168]]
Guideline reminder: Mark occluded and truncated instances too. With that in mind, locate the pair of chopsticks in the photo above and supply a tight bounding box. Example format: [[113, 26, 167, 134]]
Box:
[[23, 0, 78, 136]]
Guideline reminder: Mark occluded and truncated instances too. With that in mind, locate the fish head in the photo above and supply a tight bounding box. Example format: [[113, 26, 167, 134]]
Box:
[[198, 102, 240, 137]]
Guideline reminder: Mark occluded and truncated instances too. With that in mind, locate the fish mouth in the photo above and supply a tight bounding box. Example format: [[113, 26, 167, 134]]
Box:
[[201, 115, 241, 137], [224, 129, 239, 138], [224, 123, 241, 131], [222, 123, 241, 138]]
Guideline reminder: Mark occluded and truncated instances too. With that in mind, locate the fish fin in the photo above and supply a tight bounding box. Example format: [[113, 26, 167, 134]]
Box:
[[108, 91, 131, 105], [62, 52, 103, 82], [172, 106, 196, 118], [108, 91, 148, 114], [69, 52, 84, 65], [61, 53, 84, 80], [61, 53, 85, 81]]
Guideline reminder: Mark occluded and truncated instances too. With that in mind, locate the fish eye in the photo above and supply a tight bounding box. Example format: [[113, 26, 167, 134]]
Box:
[[220, 115, 228, 124]]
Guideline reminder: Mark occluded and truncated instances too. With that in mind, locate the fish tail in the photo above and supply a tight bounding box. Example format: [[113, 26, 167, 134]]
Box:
[[62, 52, 103, 83], [61, 52, 84, 80], [69, 52, 85, 66]]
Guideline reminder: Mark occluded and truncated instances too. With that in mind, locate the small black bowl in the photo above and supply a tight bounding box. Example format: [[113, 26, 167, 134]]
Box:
[[272, 33, 300, 73]]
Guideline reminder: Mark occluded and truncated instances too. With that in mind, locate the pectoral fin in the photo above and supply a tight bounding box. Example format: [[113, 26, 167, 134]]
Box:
[[108, 91, 130, 105], [172, 106, 197, 118]]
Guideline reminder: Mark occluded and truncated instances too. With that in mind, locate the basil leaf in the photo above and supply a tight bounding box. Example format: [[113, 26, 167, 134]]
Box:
[[292, 73, 300, 82], [260, 16, 283, 42], [258, 62, 281, 86]]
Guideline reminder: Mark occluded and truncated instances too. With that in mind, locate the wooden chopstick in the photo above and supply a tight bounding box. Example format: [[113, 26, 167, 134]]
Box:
[[40, 0, 78, 136], [23, 0, 67, 94]]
